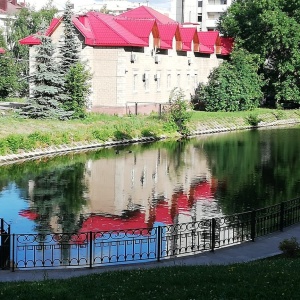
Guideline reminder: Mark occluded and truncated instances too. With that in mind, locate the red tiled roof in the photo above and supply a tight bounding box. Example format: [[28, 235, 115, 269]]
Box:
[[81, 12, 147, 47], [198, 31, 220, 54], [119, 5, 176, 24], [220, 37, 234, 55], [180, 27, 198, 51], [157, 23, 180, 49], [115, 18, 156, 45], [0, 47, 5, 54], [19, 18, 62, 45]]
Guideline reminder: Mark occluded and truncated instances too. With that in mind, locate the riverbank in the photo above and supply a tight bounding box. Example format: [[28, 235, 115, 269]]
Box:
[[0, 108, 300, 164]]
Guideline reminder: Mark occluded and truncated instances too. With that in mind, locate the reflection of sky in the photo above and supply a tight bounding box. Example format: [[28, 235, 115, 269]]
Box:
[[0, 184, 33, 234]]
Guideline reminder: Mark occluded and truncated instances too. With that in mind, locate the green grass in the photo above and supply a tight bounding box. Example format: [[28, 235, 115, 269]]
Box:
[[0, 256, 299, 299], [0, 109, 300, 156]]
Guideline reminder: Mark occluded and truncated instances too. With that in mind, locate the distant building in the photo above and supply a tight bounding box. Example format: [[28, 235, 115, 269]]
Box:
[[171, 0, 232, 31]]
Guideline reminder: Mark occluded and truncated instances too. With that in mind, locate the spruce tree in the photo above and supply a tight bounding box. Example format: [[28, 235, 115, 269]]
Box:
[[59, 1, 81, 76], [58, 1, 92, 119], [20, 30, 69, 119]]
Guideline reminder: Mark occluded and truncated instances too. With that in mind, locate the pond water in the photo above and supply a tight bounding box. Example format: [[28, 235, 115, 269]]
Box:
[[1, 126, 300, 236]]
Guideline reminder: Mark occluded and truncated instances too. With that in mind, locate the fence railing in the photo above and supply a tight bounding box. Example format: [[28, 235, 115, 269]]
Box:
[[2, 197, 300, 271]]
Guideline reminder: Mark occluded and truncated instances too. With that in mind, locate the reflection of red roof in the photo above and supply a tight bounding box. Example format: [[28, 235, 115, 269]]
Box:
[[194, 182, 212, 199], [154, 201, 173, 224], [119, 6, 176, 24], [19, 209, 39, 220]]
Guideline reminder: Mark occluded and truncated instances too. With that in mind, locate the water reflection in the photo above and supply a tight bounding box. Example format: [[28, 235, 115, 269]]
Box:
[[1, 126, 300, 237]]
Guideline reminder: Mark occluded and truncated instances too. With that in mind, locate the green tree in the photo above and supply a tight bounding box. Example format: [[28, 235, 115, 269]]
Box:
[[58, 1, 92, 118], [0, 41, 19, 100], [166, 88, 193, 136], [5, 1, 57, 96], [218, 0, 300, 106], [58, 1, 81, 77], [195, 49, 263, 112], [64, 62, 92, 118], [20, 30, 68, 119]]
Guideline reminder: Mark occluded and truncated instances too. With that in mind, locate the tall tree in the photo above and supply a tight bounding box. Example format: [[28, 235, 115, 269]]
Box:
[[58, 1, 81, 77], [20, 30, 68, 119], [218, 0, 300, 106], [58, 1, 92, 118], [5, 1, 58, 96], [194, 49, 263, 112]]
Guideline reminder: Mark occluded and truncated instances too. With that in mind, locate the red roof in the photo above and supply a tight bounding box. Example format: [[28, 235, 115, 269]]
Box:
[[157, 23, 180, 49], [0, 47, 5, 54], [198, 31, 220, 54], [119, 6, 176, 25], [180, 27, 198, 51], [220, 37, 234, 55], [115, 18, 157, 45]]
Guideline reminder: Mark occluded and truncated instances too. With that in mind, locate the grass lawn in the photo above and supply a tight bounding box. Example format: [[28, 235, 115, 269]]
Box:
[[0, 108, 300, 156], [0, 256, 299, 299]]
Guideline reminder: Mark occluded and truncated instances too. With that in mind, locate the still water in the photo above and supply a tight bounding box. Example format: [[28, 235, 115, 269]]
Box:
[[1, 126, 300, 236]]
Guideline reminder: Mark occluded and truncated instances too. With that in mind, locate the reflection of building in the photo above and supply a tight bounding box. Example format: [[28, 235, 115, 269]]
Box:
[[171, 0, 232, 31]]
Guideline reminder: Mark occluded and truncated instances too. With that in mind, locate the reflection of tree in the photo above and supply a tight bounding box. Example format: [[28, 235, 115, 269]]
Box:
[[203, 128, 300, 214]]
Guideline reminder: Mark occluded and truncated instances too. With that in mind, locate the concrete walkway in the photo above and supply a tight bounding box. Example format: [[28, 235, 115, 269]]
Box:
[[1, 224, 300, 282]]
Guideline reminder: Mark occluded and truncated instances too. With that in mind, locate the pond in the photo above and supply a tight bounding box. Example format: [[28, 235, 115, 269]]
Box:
[[1, 125, 300, 237]]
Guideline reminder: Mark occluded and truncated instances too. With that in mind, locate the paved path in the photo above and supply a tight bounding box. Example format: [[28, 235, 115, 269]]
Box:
[[1, 224, 300, 282]]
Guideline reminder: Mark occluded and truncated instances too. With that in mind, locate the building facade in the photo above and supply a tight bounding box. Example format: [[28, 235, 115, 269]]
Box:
[[20, 6, 233, 115], [171, 0, 232, 31]]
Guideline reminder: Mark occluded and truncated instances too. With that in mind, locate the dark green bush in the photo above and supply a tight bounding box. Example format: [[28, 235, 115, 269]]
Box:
[[279, 237, 300, 257]]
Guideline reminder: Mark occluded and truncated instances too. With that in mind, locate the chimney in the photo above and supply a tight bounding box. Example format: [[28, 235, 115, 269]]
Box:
[[0, 0, 8, 12]]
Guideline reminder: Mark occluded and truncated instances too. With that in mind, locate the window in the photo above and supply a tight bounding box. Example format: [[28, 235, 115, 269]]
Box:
[[198, 1, 202, 7], [197, 14, 202, 23], [177, 73, 181, 88], [194, 73, 198, 89], [187, 74, 190, 89], [133, 74, 138, 92], [167, 74, 171, 90], [156, 71, 161, 91], [143, 71, 149, 91]]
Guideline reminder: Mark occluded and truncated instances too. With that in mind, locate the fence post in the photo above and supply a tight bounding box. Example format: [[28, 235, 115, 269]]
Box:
[[89, 232, 93, 268], [251, 210, 256, 242], [211, 218, 216, 252], [12, 234, 15, 272], [159, 104, 162, 117], [157, 226, 161, 262], [280, 202, 285, 231], [135, 102, 138, 115]]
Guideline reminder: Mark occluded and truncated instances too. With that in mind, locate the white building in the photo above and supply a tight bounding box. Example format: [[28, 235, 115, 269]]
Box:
[[171, 0, 232, 31]]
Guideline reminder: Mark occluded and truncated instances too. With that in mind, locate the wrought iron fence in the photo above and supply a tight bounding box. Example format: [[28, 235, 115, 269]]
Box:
[[2, 196, 300, 271]]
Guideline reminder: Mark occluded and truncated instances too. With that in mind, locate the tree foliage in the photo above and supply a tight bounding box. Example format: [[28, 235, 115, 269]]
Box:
[[0, 52, 19, 99], [64, 62, 92, 119], [167, 88, 193, 136], [20, 31, 68, 119], [193, 49, 263, 112], [4, 1, 57, 96], [218, 0, 300, 105]]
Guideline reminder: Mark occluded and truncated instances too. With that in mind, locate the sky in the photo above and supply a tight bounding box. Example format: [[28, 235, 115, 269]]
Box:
[[24, 0, 171, 12]]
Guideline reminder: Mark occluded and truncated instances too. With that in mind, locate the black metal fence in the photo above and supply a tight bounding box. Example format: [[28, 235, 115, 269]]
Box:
[[2, 197, 300, 271]]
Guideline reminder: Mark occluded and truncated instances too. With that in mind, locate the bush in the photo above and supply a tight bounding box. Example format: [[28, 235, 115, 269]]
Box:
[[245, 113, 262, 126], [279, 237, 300, 257], [166, 88, 193, 136]]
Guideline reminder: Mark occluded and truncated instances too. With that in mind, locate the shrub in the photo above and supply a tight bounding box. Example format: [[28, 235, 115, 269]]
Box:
[[166, 87, 193, 136], [279, 237, 300, 257], [245, 113, 262, 126]]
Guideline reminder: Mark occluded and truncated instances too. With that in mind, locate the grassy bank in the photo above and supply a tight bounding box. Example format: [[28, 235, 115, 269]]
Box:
[[0, 108, 300, 156], [0, 256, 299, 299]]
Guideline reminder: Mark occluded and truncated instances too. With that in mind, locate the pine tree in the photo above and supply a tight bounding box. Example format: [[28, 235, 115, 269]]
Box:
[[58, 1, 92, 119], [20, 30, 70, 119], [58, 1, 81, 76]]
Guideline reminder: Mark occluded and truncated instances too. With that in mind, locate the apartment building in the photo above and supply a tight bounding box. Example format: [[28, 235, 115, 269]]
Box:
[[171, 0, 232, 31]]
